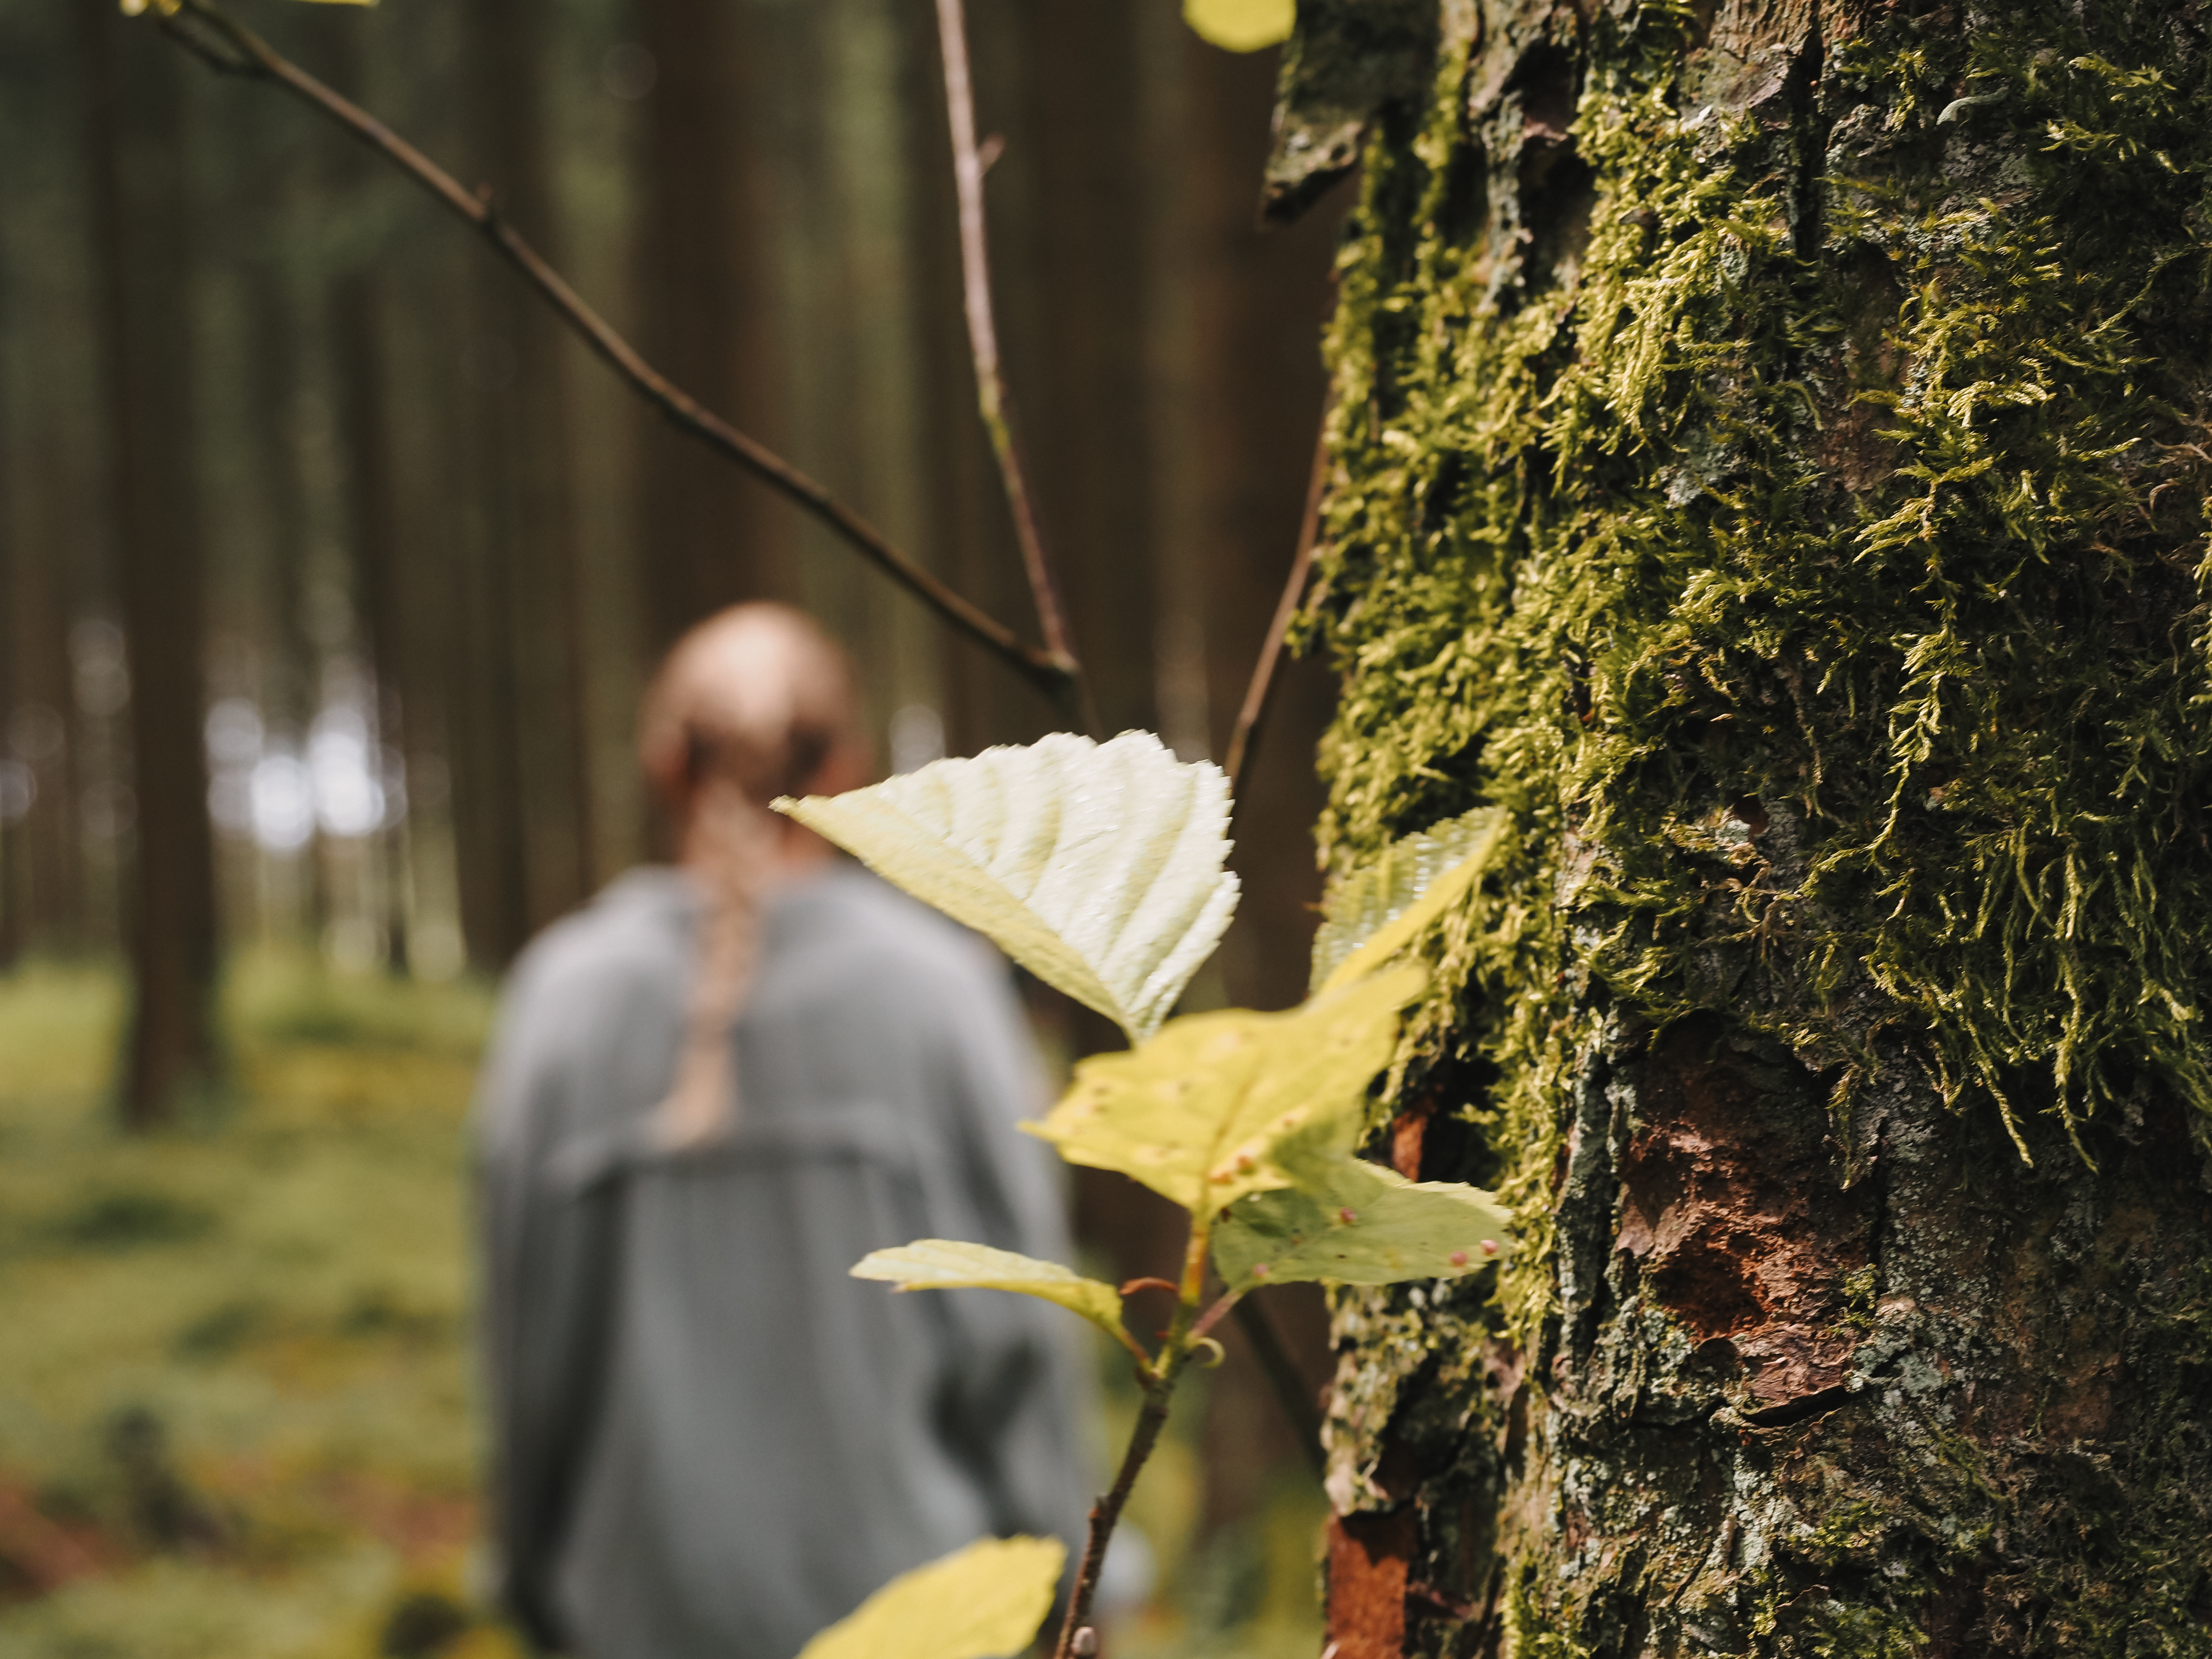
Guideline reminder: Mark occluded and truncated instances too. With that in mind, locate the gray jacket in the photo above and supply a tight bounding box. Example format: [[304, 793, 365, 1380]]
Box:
[[475, 864, 1092, 1659]]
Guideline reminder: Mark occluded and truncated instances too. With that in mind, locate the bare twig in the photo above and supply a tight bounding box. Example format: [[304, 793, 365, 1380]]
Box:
[[931, 0, 1097, 731], [1051, 1218, 1211, 1659], [1223, 410, 1332, 808], [1057, 1371, 1173, 1657], [152, 0, 1072, 696]]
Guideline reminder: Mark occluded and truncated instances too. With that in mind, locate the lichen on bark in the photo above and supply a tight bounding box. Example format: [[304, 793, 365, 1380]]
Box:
[[1287, 0, 2212, 1651]]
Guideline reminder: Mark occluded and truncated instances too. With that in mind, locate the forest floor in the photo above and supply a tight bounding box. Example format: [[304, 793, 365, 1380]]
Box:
[[0, 959, 1322, 1659]]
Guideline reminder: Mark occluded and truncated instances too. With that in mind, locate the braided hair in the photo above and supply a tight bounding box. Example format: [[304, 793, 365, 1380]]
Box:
[[637, 604, 860, 1148]]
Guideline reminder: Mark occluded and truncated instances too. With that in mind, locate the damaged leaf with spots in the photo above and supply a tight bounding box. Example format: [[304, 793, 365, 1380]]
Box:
[[1028, 965, 1425, 1216], [1211, 1137, 1511, 1292]]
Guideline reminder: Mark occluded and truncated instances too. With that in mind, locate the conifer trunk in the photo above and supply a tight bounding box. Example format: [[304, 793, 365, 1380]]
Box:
[[82, 0, 220, 1126], [1281, 3, 2212, 1652]]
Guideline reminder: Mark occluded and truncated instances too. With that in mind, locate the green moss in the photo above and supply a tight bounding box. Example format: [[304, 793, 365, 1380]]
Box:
[[1307, 0, 2212, 1351]]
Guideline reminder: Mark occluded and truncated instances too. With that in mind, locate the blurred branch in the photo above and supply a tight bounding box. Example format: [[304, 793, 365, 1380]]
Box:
[[149, 0, 1074, 697], [1224, 408, 1331, 816], [931, 0, 1098, 733]]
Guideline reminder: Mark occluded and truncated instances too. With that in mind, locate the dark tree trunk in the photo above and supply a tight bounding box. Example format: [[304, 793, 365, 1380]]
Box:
[[313, 9, 409, 972], [1016, 0, 1158, 737], [1286, 2, 2212, 1653], [634, 0, 791, 655], [459, 0, 597, 935], [5, 428, 89, 956], [332, 261, 413, 972], [81, 0, 220, 1126]]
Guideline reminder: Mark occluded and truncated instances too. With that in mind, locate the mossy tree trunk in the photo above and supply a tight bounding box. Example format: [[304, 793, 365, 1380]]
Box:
[[1274, 2, 2212, 1652]]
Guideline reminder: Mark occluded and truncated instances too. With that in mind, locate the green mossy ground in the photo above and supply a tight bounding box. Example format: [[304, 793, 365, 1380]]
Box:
[[0, 960, 1327, 1659]]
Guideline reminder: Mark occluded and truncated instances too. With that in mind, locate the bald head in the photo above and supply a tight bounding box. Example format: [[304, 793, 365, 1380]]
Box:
[[640, 604, 865, 815]]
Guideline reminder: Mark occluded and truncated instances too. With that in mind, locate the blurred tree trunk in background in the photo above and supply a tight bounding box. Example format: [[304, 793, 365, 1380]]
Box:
[[1, 428, 89, 958], [633, 0, 789, 660], [1016, 1, 1158, 740], [81, 0, 220, 1124], [322, 8, 413, 972], [0, 333, 16, 971], [453, 0, 596, 960], [1167, 24, 1349, 1547]]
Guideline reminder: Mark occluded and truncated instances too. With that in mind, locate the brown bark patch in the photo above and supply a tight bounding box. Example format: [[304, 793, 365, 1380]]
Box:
[[1324, 1509, 1415, 1659], [1618, 1018, 1874, 1411]]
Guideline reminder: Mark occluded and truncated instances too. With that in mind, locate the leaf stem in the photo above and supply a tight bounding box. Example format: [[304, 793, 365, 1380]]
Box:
[[1050, 1217, 1215, 1657]]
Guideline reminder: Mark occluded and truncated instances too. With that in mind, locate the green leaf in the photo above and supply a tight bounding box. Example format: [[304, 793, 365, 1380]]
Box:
[[1182, 0, 1292, 52], [777, 732, 1237, 1043], [1211, 1140, 1512, 1292], [795, 1534, 1066, 1659], [1312, 808, 1504, 994], [1027, 965, 1425, 1217], [851, 1240, 1133, 1348]]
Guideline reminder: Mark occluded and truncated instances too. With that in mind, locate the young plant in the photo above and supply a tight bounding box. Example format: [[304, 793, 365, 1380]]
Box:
[[776, 731, 1509, 1659]]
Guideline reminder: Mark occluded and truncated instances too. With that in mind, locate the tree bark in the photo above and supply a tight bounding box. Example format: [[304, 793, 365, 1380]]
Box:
[[81, 0, 221, 1125], [1290, 2, 2212, 1653]]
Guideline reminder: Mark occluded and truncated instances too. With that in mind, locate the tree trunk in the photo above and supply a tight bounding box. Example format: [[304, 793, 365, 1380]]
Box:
[[1287, 3, 2212, 1653], [81, 0, 220, 1125], [459, 0, 597, 934], [634, 0, 792, 654], [322, 9, 414, 972]]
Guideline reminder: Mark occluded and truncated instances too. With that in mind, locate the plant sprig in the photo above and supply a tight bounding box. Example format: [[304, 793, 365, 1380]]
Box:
[[779, 732, 1511, 1659]]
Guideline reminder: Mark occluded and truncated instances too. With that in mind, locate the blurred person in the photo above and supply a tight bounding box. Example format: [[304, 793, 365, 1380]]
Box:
[[474, 604, 1091, 1659]]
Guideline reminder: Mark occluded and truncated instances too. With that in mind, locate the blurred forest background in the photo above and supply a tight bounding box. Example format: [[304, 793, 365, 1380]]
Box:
[[0, 0, 1351, 1653]]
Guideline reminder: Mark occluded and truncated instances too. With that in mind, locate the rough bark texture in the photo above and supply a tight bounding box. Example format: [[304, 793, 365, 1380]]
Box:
[[1286, 1, 2212, 1652]]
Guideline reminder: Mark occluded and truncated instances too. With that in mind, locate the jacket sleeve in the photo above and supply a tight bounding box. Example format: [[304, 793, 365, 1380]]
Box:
[[926, 954, 1099, 1552], [474, 961, 624, 1655]]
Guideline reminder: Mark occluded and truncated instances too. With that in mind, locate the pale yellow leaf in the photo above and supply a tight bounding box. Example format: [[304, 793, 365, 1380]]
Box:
[[851, 1240, 1132, 1348], [1027, 965, 1424, 1216], [1313, 807, 1504, 994], [796, 1535, 1065, 1659], [1212, 1139, 1512, 1292], [1183, 0, 1293, 53], [777, 732, 1237, 1043]]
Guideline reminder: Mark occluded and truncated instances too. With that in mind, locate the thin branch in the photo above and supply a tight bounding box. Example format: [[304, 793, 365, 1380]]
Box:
[[1051, 1218, 1209, 1659], [931, 0, 1098, 731], [1224, 409, 1332, 809], [153, 0, 1072, 696]]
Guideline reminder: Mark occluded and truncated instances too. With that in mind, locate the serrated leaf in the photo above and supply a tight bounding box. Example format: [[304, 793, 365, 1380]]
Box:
[[1211, 1141, 1512, 1292], [1182, 0, 1292, 52], [795, 1534, 1065, 1659], [1027, 965, 1424, 1217], [777, 732, 1237, 1043], [851, 1240, 1132, 1348], [1312, 808, 1504, 995]]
